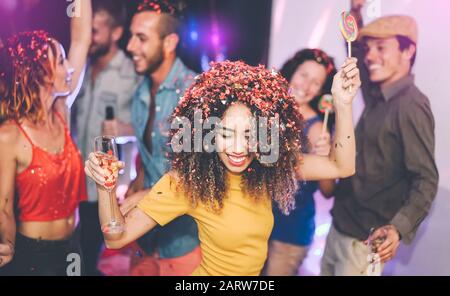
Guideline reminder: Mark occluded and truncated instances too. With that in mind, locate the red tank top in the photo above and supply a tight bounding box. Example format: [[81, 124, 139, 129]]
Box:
[[15, 112, 87, 222]]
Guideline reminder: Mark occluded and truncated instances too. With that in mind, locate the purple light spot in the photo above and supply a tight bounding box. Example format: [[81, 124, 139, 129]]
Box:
[[211, 34, 220, 47]]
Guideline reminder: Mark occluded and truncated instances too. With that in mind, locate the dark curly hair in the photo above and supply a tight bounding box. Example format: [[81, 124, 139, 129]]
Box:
[[280, 48, 337, 132], [168, 60, 307, 215]]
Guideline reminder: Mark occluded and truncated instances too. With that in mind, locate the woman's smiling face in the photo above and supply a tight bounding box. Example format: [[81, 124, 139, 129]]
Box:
[[216, 103, 256, 174]]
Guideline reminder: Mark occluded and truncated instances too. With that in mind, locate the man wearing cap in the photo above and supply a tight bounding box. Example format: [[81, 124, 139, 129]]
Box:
[[320, 0, 439, 276]]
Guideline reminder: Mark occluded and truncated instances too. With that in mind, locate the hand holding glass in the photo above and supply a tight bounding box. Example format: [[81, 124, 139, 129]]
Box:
[[366, 227, 386, 276], [94, 136, 124, 234]]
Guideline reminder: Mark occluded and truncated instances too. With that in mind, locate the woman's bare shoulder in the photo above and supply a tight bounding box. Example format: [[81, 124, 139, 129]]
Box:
[[0, 121, 21, 146]]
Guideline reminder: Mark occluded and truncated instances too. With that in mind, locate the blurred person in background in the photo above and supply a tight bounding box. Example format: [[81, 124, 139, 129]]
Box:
[[72, 0, 140, 276], [264, 48, 336, 276]]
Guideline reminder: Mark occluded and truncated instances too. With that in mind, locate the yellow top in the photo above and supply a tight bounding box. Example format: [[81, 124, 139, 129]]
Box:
[[137, 172, 274, 276]]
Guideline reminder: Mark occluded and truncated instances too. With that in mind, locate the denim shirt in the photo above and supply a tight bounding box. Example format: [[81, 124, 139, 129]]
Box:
[[131, 58, 199, 258]]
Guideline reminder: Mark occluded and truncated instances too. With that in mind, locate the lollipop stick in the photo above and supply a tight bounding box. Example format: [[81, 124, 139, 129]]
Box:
[[348, 41, 353, 93], [348, 41, 351, 58], [322, 109, 329, 135]]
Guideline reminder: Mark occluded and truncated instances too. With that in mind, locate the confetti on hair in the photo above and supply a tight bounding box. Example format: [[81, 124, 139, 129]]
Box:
[[0, 30, 58, 123], [137, 0, 181, 17], [5, 30, 52, 68], [170, 60, 306, 215], [177, 60, 302, 133]]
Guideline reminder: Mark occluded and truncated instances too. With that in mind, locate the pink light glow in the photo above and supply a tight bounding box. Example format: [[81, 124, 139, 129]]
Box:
[[211, 33, 220, 47]]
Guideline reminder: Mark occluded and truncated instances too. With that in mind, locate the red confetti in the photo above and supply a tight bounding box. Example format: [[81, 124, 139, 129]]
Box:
[[105, 182, 115, 187], [170, 60, 305, 169], [137, 0, 179, 17]]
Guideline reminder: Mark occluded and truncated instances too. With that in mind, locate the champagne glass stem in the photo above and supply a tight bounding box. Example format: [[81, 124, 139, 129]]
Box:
[[108, 190, 116, 223]]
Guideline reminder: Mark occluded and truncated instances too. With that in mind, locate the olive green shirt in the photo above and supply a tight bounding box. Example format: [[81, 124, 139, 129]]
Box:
[[333, 66, 439, 244]]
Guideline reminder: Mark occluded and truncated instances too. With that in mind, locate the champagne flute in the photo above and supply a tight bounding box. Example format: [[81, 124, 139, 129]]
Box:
[[366, 227, 386, 276], [94, 136, 124, 234]]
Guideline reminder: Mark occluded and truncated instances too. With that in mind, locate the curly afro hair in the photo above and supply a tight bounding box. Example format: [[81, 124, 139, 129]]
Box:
[[168, 60, 307, 214]]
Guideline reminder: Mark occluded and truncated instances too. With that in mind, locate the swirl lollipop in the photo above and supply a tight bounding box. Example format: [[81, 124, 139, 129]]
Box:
[[339, 11, 359, 58], [318, 94, 334, 135]]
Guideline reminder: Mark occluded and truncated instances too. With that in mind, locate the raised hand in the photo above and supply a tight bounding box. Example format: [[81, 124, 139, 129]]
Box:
[[331, 58, 361, 107]]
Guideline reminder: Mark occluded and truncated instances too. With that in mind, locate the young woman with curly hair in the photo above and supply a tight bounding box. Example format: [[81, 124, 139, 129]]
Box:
[[0, 0, 92, 275], [85, 58, 361, 276]]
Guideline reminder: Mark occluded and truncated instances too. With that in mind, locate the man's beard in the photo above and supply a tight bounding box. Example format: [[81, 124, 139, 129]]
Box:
[[144, 46, 164, 75], [89, 43, 110, 61]]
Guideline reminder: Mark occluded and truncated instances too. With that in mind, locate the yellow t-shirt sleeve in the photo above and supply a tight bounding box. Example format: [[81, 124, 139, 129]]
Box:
[[137, 173, 190, 226]]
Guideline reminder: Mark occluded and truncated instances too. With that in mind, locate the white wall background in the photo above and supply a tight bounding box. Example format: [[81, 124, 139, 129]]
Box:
[[269, 0, 450, 275]]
